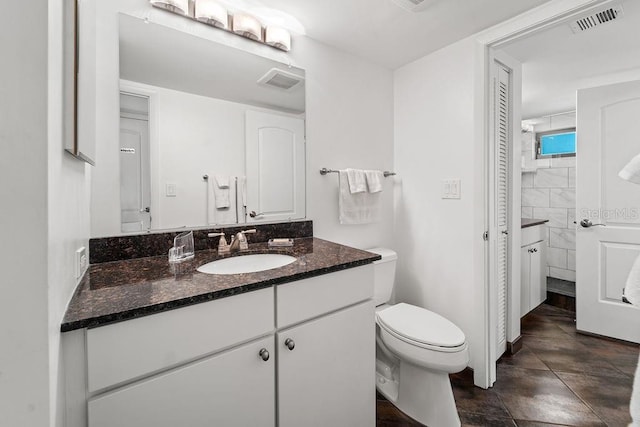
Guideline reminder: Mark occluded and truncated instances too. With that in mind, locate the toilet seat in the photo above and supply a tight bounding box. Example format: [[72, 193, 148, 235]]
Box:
[[376, 303, 466, 353]]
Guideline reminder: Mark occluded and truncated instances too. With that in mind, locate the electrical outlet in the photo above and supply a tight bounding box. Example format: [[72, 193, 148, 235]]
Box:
[[75, 247, 88, 279]]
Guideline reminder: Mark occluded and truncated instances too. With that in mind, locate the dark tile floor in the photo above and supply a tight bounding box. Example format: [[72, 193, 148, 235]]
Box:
[[377, 304, 639, 426]]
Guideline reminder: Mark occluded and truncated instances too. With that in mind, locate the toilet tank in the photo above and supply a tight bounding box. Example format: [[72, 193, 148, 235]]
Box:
[[367, 248, 398, 306]]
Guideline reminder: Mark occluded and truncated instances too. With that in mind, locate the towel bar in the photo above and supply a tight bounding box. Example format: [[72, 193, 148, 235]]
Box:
[[319, 168, 396, 177]]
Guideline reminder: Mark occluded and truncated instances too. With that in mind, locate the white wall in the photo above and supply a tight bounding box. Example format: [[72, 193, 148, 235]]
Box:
[[0, 1, 90, 426], [394, 37, 487, 380], [88, 0, 394, 250], [290, 38, 395, 249], [0, 2, 51, 425], [48, 1, 91, 425]]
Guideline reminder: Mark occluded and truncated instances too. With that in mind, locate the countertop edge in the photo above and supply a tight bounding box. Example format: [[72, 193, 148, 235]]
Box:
[[521, 218, 550, 229], [60, 254, 379, 332]]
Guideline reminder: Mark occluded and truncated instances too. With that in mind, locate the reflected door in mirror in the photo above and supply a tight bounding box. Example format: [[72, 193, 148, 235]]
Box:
[[246, 111, 305, 223], [119, 93, 151, 232]]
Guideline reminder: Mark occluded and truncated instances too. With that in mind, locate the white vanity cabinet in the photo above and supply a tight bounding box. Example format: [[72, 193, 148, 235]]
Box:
[[63, 265, 375, 427], [521, 224, 547, 317], [88, 335, 275, 427], [277, 301, 374, 427], [275, 265, 375, 427]]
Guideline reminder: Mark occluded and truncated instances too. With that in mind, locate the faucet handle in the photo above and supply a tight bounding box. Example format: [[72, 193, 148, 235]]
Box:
[[208, 232, 225, 238], [241, 229, 257, 235]]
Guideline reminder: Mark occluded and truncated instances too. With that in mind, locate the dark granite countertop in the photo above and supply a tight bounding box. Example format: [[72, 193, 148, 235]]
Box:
[[61, 238, 380, 332], [521, 218, 549, 229]]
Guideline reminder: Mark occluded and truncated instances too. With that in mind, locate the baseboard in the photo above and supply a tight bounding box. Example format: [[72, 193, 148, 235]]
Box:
[[546, 291, 576, 312], [507, 335, 523, 355]]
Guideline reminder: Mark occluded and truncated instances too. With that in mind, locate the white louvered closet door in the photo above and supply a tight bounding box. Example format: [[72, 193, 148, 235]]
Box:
[[495, 66, 510, 359]]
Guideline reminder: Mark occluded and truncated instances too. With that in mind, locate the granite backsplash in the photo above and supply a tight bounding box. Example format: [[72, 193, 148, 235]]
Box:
[[89, 220, 313, 264]]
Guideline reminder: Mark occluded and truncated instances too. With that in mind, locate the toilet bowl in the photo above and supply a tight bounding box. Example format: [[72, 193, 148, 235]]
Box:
[[368, 248, 469, 427]]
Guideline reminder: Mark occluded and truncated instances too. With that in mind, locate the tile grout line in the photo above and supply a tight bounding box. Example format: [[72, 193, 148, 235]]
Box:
[[550, 369, 609, 426]]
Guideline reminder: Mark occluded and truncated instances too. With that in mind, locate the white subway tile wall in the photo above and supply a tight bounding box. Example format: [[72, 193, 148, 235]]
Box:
[[521, 125, 576, 281]]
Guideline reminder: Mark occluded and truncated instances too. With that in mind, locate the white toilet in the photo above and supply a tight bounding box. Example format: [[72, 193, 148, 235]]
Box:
[[369, 248, 469, 427]]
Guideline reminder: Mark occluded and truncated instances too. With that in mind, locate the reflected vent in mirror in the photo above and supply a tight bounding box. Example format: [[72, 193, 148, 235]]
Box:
[[569, 4, 624, 33], [258, 68, 304, 91]]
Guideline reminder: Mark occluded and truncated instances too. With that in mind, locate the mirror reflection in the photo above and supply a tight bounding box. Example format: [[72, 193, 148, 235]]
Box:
[[112, 14, 306, 233]]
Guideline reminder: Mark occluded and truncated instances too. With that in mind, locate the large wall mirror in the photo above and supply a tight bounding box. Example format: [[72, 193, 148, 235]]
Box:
[[84, 1, 306, 237]]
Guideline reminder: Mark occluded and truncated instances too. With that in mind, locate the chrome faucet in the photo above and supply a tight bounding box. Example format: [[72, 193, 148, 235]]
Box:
[[229, 229, 257, 252]]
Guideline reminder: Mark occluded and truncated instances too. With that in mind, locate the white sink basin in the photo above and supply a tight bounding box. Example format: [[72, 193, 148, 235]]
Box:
[[197, 254, 297, 275]]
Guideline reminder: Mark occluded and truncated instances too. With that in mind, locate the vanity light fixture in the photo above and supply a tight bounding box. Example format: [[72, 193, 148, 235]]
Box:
[[195, 0, 228, 29], [232, 13, 263, 41], [149, 0, 294, 51], [265, 26, 291, 52], [150, 0, 189, 16]]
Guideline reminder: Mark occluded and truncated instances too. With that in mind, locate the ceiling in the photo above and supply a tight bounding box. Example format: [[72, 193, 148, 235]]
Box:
[[226, 0, 553, 69], [499, 1, 640, 119]]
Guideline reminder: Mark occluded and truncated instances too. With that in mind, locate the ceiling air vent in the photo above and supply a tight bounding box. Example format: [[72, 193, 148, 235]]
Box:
[[390, 0, 438, 13], [569, 4, 624, 33], [257, 68, 304, 91]]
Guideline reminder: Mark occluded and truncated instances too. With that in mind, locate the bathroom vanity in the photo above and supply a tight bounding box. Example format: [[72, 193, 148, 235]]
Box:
[[61, 237, 379, 427], [520, 219, 549, 317]]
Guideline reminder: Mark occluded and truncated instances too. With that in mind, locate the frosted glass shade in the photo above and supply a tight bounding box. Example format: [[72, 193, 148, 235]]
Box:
[[195, 0, 228, 29], [150, 0, 189, 15], [232, 13, 263, 41], [265, 26, 291, 51]]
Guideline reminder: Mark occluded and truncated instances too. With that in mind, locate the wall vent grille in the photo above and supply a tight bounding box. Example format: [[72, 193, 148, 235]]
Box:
[[570, 5, 624, 33], [390, 0, 437, 12]]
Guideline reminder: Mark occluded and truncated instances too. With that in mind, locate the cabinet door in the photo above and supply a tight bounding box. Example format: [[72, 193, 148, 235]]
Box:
[[520, 245, 531, 317], [88, 336, 275, 427], [530, 241, 546, 309], [278, 301, 375, 427]]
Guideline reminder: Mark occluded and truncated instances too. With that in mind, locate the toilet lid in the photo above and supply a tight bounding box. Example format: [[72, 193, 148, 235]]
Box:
[[376, 303, 465, 348]]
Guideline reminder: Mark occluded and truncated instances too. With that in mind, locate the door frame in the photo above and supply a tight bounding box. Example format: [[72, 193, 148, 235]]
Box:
[[475, 0, 614, 388]]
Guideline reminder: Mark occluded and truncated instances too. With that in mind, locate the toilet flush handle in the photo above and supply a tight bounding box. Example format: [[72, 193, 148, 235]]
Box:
[[284, 338, 295, 351]]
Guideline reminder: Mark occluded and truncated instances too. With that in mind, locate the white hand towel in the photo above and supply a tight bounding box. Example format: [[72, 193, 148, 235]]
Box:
[[213, 175, 230, 208], [208, 176, 238, 225], [346, 168, 367, 194], [365, 170, 384, 193], [620, 153, 640, 185], [625, 254, 640, 307], [214, 175, 229, 188], [339, 170, 381, 224]]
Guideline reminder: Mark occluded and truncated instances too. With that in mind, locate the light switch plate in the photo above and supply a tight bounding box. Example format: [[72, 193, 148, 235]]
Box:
[[166, 183, 177, 197], [441, 179, 461, 199]]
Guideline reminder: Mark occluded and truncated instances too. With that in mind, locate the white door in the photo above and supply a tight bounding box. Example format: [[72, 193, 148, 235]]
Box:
[[119, 95, 151, 232], [277, 301, 374, 427], [490, 64, 511, 362], [576, 80, 640, 343], [245, 111, 305, 223]]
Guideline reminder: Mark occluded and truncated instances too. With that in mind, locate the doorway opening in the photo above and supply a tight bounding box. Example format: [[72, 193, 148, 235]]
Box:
[[485, 0, 640, 386]]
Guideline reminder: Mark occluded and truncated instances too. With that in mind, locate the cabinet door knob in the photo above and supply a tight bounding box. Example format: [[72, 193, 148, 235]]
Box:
[[284, 338, 295, 351], [259, 348, 270, 361]]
